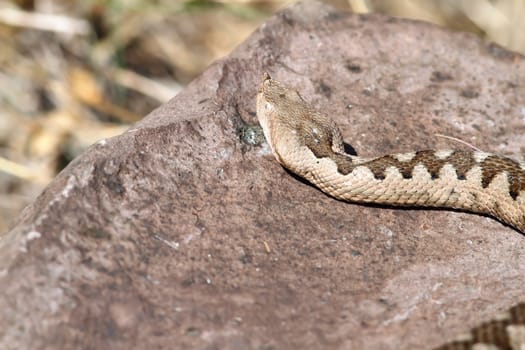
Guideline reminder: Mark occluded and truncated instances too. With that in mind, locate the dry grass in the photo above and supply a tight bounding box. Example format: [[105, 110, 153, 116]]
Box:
[[0, 0, 523, 233]]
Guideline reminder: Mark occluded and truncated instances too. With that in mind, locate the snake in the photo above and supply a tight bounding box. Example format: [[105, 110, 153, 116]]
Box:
[[256, 73, 525, 349]]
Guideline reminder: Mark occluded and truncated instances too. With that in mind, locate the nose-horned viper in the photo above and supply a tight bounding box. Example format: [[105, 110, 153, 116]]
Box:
[[256, 73, 525, 350]]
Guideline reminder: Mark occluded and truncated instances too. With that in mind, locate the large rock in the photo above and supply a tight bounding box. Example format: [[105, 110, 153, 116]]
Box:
[[1, 1, 525, 349]]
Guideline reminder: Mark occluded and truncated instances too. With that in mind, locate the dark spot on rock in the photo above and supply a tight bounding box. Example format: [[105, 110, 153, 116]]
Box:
[[361, 88, 373, 96], [345, 62, 362, 73], [240, 125, 265, 146], [279, 93, 285, 98], [106, 176, 125, 194], [317, 81, 332, 98], [185, 327, 201, 337], [104, 321, 119, 338], [461, 89, 479, 99], [197, 98, 209, 104], [240, 254, 252, 264], [486, 42, 517, 60], [506, 81, 517, 89], [280, 12, 295, 26], [457, 174, 466, 180], [80, 227, 111, 240], [181, 277, 196, 287], [351, 249, 362, 256], [402, 172, 412, 179], [430, 71, 453, 82]]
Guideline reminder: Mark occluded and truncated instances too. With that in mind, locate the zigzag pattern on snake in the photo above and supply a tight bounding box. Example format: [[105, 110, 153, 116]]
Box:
[[256, 73, 525, 349]]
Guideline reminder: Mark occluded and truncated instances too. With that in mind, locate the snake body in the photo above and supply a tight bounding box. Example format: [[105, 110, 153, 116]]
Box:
[[256, 74, 525, 233], [256, 73, 525, 349]]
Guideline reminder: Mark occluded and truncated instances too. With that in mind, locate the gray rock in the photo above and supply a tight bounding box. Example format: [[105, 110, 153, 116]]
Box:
[[1, 1, 525, 349]]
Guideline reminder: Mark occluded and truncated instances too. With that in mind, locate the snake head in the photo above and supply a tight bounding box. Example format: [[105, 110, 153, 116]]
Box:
[[257, 73, 305, 106], [256, 74, 307, 166], [256, 74, 347, 172]]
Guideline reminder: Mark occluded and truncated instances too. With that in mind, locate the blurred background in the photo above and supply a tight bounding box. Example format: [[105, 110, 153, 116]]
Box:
[[0, 0, 524, 233]]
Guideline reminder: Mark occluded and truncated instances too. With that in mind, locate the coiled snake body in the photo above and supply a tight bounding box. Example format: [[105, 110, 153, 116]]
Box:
[[256, 73, 525, 349]]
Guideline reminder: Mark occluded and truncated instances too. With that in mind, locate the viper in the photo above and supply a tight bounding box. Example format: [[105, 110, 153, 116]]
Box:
[[256, 73, 525, 349]]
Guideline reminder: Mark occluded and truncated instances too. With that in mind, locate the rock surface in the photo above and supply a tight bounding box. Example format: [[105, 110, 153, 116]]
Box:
[[1, 1, 525, 349]]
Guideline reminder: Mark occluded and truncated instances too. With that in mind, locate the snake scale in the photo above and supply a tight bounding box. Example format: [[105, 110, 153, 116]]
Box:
[[256, 73, 525, 350]]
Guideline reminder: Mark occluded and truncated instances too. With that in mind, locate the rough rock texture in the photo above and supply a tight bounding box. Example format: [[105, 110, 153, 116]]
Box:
[[1, 1, 525, 349]]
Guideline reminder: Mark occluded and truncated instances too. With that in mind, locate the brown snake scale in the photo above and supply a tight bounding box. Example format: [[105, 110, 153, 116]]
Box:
[[256, 73, 525, 350]]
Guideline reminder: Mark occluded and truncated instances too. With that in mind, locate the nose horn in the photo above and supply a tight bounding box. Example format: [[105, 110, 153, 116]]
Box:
[[262, 72, 272, 81]]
